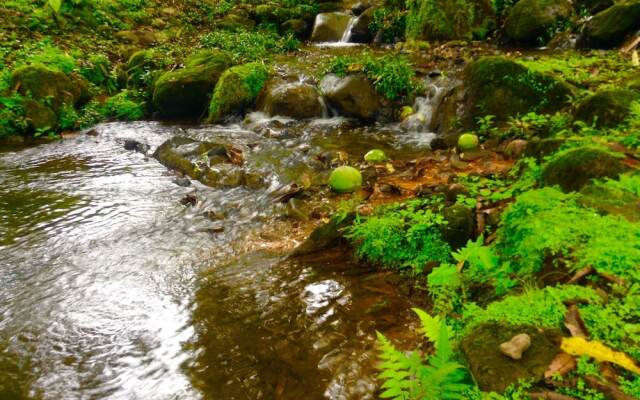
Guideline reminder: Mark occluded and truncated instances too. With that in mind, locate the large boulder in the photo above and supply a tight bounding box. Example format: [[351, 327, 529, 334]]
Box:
[[405, 0, 495, 41], [504, 0, 573, 45], [461, 323, 560, 393], [258, 80, 324, 119], [579, 180, 640, 222], [153, 136, 262, 188], [10, 65, 89, 112], [461, 57, 573, 125], [439, 204, 475, 250], [22, 99, 58, 130], [574, 0, 614, 14], [542, 146, 627, 192], [580, 0, 640, 49], [573, 89, 640, 128], [310, 12, 352, 42], [207, 62, 270, 123], [348, 6, 376, 43], [152, 50, 231, 119], [320, 73, 380, 120]]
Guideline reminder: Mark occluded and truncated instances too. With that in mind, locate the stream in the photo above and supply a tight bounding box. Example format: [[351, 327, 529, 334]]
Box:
[[0, 116, 435, 399]]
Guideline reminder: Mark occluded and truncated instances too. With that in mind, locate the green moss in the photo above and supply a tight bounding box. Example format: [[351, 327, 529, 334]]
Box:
[[542, 145, 627, 192], [464, 56, 574, 123], [405, 0, 495, 41], [153, 51, 231, 119], [504, 0, 572, 45], [10, 65, 88, 111], [574, 89, 640, 128], [581, 0, 640, 49], [207, 62, 269, 123]]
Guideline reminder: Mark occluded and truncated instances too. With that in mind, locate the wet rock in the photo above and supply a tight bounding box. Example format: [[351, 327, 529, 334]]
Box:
[[180, 193, 197, 206], [216, 13, 256, 31], [153, 50, 231, 119], [525, 138, 565, 161], [444, 183, 470, 203], [123, 139, 150, 154], [504, 0, 573, 46], [500, 333, 532, 360], [575, 0, 614, 14], [292, 214, 355, 256], [259, 80, 324, 119], [573, 89, 640, 128], [460, 57, 574, 125], [11, 65, 89, 112], [320, 74, 380, 120], [172, 176, 191, 187], [579, 0, 640, 49], [199, 221, 225, 233], [542, 146, 627, 192], [461, 323, 560, 392], [154, 136, 257, 189], [348, 7, 376, 43], [440, 204, 474, 249], [207, 62, 270, 123], [504, 139, 528, 159], [311, 12, 352, 42]]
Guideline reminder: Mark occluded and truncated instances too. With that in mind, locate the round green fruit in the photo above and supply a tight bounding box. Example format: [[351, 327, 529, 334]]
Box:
[[458, 133, 480, 151], [329, 166, 362, 193], [364, 149, 388, 163]]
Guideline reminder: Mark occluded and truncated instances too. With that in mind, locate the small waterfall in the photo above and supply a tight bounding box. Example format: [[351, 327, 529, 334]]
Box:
[[340, 15, 358, 43], [402, 77, 449, 133]]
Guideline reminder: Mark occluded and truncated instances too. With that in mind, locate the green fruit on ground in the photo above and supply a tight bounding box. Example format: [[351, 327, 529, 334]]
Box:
[[458, 133, 480, 151], [364, 149, 388, 163], [329, 166, 362, 193]]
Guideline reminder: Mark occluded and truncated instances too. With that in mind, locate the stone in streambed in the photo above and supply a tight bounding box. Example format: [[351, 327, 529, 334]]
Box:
[[258, 80, 324, 119], [153, 50, 231, 119], [22, 99, 58, 131], [320, 73, 380, 120], [11, 65, 90, 112], [348, 6, 376, 43]]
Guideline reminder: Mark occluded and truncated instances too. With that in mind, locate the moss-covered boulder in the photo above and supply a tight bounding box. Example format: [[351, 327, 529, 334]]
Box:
[[216, 13, 256, 31], [207, 62, 270, 123], [405, 0, 495, 41], [440, 204, 475, 249], [575, 0, 614, 14], [152, 50, 232, 119], [259, 80, 324, 119], [22, 99, 58, 130], [11, 65, 89, 112], [574, 89, 640, 128], [580, 0, 640, 49], [461, 323, 560, 392], [504, 0, 573, 45], [542, 146, 627, 192], [349, 6, 376, 43], [281, 19, 309, 38], [310, 12, 352, 42], [462, 57, 573, 125], [579, 181, 640, 222], [320, 73, 380, 120], [126, 49, 163, 87]]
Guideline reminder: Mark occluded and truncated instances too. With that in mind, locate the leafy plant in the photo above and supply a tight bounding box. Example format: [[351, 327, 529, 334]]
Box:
[[200, 29, 299, 63], [376, 309, 471, 399], [103, 90, 145, 120]]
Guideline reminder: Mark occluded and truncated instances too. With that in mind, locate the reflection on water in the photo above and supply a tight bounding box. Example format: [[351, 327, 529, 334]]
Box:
[[0, 119, 429, 399]]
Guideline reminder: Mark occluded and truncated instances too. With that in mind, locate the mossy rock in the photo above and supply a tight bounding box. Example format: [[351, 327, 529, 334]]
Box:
[[573, 89, 640, 128], [319, 73, 380, 120], [258, 80, 324, 119], [281, 19, 309, 38], [126, 50, 162, 87], [542, 146, 627, 192], [405, 0, 495, 41], [463, 56, 574, 125], [504, 0, 573, 45], [10, 65, 89, 112], [207, 62, 270, 123], [292, 213, 355, 256], [460, 323, 561, 392], [579, 181, 640, 222], [153, 51, 232, 118], [439, 204, 474, 249], [216, 13, 256, 31], [580, 0, 640, 49], [574, 0, 614, 14], [22, 99, 57, 131]]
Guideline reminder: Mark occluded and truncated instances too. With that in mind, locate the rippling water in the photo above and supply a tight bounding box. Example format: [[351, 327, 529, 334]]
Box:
[[0, 120, 427, 399]]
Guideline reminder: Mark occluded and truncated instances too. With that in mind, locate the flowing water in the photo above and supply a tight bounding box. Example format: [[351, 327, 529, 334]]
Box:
[[0, 117, 435, 399]]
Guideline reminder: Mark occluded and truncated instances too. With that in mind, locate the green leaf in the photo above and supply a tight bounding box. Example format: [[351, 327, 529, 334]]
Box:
[[49, 0, 62, 14]]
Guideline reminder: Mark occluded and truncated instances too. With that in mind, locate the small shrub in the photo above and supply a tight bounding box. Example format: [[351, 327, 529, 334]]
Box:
[[200, 29, 299, 63], [103, 90, 145, 120]]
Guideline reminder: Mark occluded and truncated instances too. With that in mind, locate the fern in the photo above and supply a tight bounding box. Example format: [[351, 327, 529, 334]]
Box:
[[376, 309, 472, 400]]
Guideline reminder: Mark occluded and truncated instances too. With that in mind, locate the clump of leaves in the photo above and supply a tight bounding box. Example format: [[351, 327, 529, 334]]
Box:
[[377, 309, 472, 399], [345, 198, 451, 274], [327, 54, 416, 100], [103, 90, 145, 120]]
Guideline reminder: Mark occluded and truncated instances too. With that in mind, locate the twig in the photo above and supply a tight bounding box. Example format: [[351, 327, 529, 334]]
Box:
[[584, 375, 636, 400], [567, 266, 594, 284]]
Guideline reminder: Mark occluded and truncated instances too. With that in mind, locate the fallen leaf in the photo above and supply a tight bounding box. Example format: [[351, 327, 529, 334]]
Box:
[[564, 304, 589, 338], [545, 352, 576, 378], [561, 337, 640, 375]]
